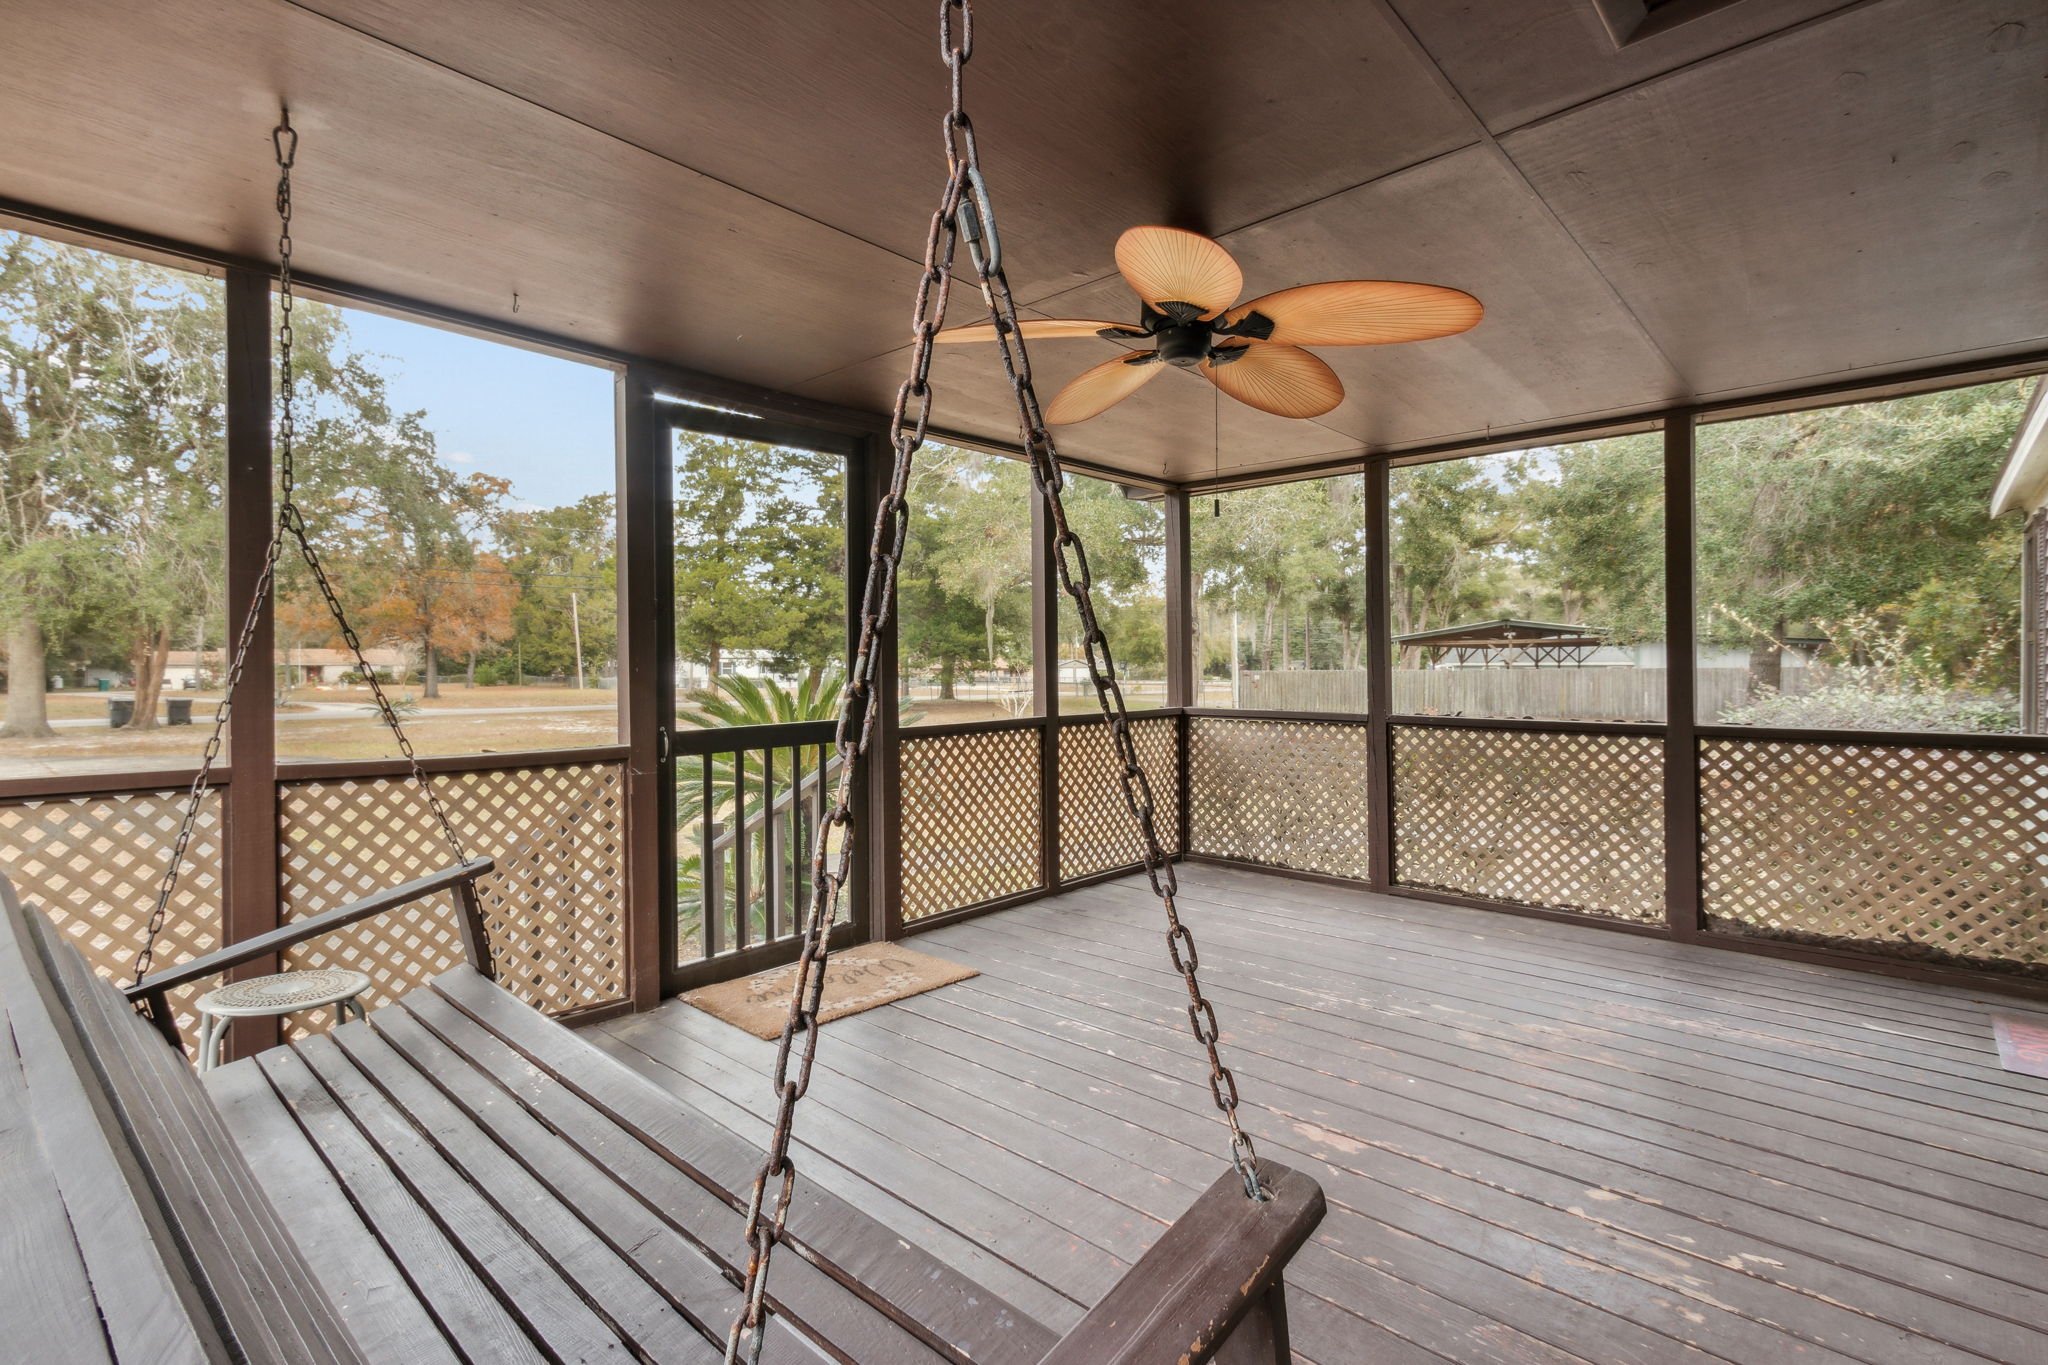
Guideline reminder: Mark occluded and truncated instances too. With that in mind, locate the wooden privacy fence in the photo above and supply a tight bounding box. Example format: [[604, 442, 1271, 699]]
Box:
[[1236, 666, 1795, 722]]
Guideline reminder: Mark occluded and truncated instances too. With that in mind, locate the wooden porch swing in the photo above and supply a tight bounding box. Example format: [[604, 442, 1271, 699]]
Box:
[[0, 4, 1325, 1361]]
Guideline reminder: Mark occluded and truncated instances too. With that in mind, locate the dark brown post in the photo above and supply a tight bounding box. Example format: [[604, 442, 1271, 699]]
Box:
[[1165, 491, 1194, 709], [1364, 459, 1395, 893], [1210, 1284, 1291, 1363], [1662, 410, 1704, 935], [1033, 482, 1061, 891], [1165, 490, 1195, 856], [221, 267, 280, 1060], [852, 433, 903, 942], [619, 365, 666, 1006], [453, 877, 496, 980]]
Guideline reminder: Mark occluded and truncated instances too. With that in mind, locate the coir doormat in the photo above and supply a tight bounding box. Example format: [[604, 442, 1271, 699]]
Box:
[[1992, 1014, 2048, 1080], [681, 943, 978, 1039]]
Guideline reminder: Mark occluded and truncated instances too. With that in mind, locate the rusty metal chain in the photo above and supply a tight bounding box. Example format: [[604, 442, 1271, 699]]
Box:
[[723, 1, 1261, 1357], [721, 9, 973, 1361], [132, 110, 468, 990], [941, 38, 1266, 1205]]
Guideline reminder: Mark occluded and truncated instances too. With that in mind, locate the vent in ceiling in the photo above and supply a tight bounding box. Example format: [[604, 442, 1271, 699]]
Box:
[[1591, 0, 1752, 47]]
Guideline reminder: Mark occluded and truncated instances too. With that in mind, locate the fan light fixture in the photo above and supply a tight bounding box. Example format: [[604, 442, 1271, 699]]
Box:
[[938, 226, 1483, 423]]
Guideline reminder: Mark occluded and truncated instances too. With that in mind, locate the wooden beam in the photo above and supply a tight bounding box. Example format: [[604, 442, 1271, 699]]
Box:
[[1164, 492, 1194, 710], [851, 433, 901, 945], [1662, 410, 1704, 937], [221, 266, 279, 1060], [1032, 481, 1060, 894], [1364, 461, 1395, 893], [619, 365, 665, 1009]]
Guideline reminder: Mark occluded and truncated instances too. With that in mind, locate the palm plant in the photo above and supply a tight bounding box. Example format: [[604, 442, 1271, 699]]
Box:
[[674, 671, 847, 959]]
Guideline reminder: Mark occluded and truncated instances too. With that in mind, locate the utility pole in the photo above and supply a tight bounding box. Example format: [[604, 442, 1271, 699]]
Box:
[[570, 590, 586, 690], [1230, 608, 1241, 707]]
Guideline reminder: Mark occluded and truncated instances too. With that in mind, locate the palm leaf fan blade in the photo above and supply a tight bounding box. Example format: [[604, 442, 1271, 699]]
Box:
[[1114, 226, 1243, 318], [1221, 280, 1483, 346], [1202, 344, 1344, 419], [1044, 354, 1164, 424]]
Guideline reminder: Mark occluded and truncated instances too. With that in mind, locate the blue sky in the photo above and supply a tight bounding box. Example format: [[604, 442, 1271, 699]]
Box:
[[342, 307, 617, 511]]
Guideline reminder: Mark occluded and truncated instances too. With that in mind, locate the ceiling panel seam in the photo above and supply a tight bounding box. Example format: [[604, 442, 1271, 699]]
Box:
[[1473, 0, 1880, 141], [281, 0, 925, 275], [1372, 0, 1697, 396]]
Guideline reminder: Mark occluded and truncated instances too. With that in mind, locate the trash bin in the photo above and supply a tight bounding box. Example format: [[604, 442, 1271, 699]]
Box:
[[107, 698, 133, 728], [166, 698, 193, 725], [97, 677, 111, 692]]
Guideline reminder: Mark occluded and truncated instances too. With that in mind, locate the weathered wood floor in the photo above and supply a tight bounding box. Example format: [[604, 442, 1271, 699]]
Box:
[[595, 863, 2048, 1365]]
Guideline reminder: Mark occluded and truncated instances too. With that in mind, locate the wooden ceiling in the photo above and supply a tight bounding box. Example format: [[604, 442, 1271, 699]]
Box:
[[3, 0, 2041, 481]]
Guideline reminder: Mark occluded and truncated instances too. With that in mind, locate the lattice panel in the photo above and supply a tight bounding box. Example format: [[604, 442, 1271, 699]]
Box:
[[899, 727, 1041, 921], [279, 762, 626, 1033], [1701, 739, 2048, 966], [0, 789, 223, 1050], [1187, 717, 1371, 881], [1392, 726, 1664, 921], [1059, 716, 1181, 881]]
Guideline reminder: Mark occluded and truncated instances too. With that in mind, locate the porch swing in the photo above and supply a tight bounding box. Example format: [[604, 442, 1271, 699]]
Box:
[[0, 3, 1324, 1362]]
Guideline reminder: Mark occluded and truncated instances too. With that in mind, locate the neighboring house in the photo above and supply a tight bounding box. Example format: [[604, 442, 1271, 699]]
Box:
[[161, 647, 410, 688], [1992, 382, 2048, 733], [675, 650, 793, 693]]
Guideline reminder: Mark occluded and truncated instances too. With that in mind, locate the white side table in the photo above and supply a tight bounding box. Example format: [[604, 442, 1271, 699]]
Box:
[[193, 968, 373, 1072]]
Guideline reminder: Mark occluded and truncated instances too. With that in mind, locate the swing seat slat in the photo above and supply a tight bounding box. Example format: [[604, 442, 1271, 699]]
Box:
[[2, 872, 1322, 1364]]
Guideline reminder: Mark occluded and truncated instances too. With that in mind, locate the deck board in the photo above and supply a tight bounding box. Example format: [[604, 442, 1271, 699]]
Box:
[[597, 863, 2048, 1365]]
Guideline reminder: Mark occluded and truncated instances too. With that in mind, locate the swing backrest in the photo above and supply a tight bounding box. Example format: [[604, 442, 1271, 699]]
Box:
[[0, 873, 365, 1364]]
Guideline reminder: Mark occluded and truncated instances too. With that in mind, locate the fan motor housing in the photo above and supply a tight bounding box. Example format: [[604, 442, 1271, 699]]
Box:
[[1154, 322, 1211, 368]]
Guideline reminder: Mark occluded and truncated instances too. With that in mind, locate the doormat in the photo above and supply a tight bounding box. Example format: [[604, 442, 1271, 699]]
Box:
[[682, 943, 978, 1039], [1992, 1014, 2048, 1079]]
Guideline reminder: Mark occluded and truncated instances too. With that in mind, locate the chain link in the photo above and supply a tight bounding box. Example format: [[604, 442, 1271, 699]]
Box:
[[721, 1, 1262, 1357], [132, 110, 469, 991]]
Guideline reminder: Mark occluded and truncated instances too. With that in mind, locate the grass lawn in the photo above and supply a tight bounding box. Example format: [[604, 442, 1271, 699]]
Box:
[[0, 682, 624, 777]]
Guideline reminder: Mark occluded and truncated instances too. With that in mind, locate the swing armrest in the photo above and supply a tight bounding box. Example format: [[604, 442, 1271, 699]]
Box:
[[1038, 1160, 1325, 1365], [122, 858, 497, 1011]]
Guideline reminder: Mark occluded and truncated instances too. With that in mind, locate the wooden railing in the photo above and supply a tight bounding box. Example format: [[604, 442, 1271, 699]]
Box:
[[0, 750, 631, 1053], [673, 719, 845, 984], [894, 707, 2048, 990]]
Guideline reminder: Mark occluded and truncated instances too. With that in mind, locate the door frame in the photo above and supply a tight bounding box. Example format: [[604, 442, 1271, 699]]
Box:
[[654, 401, 881, 997]]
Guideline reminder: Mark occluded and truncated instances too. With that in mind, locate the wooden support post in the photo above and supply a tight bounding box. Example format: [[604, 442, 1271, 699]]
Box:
[[851, 433, 902, 943], [1662, 410, 1705, 936], [1165, 491, 1194, 709], [1364, 460, 1395, 893], [221, 267, 280, 1061], [1032, 480, 1061, 892], [1038, 1160, 1324, 1365], [620, 364, 666, 1006], [1210, 1283, 1291, 1364], [1165, 490, 1195, 856], [452, 877, 495, 980]]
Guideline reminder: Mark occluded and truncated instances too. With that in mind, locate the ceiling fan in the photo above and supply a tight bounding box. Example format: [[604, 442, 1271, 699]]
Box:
[[938, 225, 1483, 424]]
